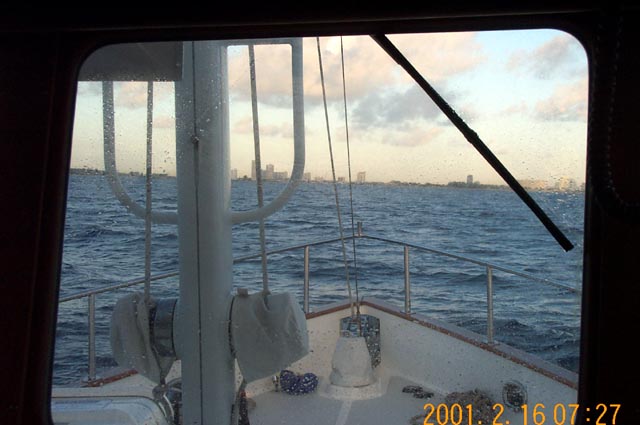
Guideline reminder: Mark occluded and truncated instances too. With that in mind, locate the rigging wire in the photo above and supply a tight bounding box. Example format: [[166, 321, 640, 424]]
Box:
[[144, 81, 154, 306], [339, 37, 362, 327], [316, 37, 355, 318], [249, 45, 270, 296]]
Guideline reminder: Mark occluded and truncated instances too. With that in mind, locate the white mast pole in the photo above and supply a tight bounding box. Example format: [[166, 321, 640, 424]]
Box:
[[175, 40, 234, 425]]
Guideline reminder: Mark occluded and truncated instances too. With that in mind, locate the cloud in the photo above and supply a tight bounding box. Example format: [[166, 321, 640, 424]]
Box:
[[377, 126, 443, 147], [389, 32, 486, 81], [352, 85, 442, 129], [534, 77, 588, 121], [500, 101, 529, 116], [154, 114, 175, 129], [227, 38, 378, 106], [227, 33, 486, 107], [349, 83, 479, 131], [113, 81, 173, 109], [232, 116, 293, 139], [227, 44, 295, 108], [507, 34, 584, 79], [114, 82, 148, 108], [455, 104, 478, 123], [76, 82, 102, 97], [305, 36, 393, 103]]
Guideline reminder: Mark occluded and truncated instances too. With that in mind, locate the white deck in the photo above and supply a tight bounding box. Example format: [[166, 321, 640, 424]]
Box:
[[52, 298, 577, 425], [248, 375, 430, 425]]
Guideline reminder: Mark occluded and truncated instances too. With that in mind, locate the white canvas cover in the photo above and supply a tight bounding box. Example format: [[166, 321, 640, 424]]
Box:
[[110, 292, 174, 383], [230, 292, 309, 383], [329, 335, 375, 387]]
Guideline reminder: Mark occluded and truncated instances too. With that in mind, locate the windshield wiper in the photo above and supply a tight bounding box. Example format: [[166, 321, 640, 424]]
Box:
[[371, 34, 574, 252]]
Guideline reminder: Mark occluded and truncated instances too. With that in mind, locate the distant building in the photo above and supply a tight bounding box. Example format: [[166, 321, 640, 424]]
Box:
[[230, 168, 238, 180], [467, 175, 473, 185], [303, 172, 311, 182], [357, 171, 366, 184], [520, 179, 548, 191], [251, 161, 291, 181], [338, 177, 345, 183], [265, 164, 275, 180], [274, 171, 288, 181], [555, 177, 578, 191]]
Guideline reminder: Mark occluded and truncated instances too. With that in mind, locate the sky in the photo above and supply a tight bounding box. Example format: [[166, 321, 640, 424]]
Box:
[[71, 29, 588, 186]]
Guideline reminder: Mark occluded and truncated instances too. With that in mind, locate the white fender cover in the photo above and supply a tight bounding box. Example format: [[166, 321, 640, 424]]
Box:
[[110, 292, 174, 383], [231, 292, 309, 383]]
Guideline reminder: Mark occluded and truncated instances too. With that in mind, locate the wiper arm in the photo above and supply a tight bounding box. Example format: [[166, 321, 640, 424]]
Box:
[[371, 34, 574, 252]]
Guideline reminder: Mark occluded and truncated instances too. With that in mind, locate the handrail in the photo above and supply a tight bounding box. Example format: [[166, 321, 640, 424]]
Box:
[[362, 233, 577, 293], [230, 37, 306, 224], [60, 232, 577, 304], [102, 38, 306, 226], [59, 237, 355, 304], [59, 271, 179, 303], [59, 227, 578, 381], [102, 81, 178, 225], [232, 235, 355, 263]]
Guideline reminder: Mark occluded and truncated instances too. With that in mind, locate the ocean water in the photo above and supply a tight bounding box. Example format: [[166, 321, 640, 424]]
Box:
[[54, 174, 584, 386]]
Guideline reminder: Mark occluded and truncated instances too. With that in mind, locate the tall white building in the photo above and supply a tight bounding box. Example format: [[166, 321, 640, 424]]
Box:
[[265, 164, 275, 180], [357, 171, 366, 184]]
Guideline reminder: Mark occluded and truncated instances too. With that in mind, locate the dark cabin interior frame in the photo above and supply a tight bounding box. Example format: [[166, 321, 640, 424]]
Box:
[[1, 4, 639, 424]]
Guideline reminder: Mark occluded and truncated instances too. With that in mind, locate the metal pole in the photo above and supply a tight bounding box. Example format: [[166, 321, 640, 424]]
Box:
[[404, 246, 411, 314], [486, 266, 494, 344], [88, 294, 96, 382], [175, 41, 234, 424], [304, 245, 310, 313]]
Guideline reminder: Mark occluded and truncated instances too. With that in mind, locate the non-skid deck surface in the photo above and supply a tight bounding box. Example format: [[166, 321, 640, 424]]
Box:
[[249, 376, 442, 425]]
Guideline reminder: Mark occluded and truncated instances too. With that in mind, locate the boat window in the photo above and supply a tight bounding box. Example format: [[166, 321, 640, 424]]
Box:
[[54, 30, 586, 425]]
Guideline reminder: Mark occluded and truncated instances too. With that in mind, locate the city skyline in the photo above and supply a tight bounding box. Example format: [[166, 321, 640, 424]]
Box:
[[70, 165, 582, 191], [237, 161, 366, 184], [70, 30, 587, 186], [228, 163, 577, 190]]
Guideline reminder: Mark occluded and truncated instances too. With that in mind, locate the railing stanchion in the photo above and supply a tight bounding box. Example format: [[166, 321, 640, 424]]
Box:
[[304, 245, 310, 313], [88, 294, 97, 382], [486, 266, 494, 344], [404, 245, 411, 314]]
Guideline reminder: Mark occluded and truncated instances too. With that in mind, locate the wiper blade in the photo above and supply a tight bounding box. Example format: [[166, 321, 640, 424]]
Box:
[[371, 34, 573, 252]]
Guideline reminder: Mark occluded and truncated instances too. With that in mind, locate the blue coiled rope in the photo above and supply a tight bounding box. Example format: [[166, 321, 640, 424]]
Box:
[[279, 370, 319, 395]]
